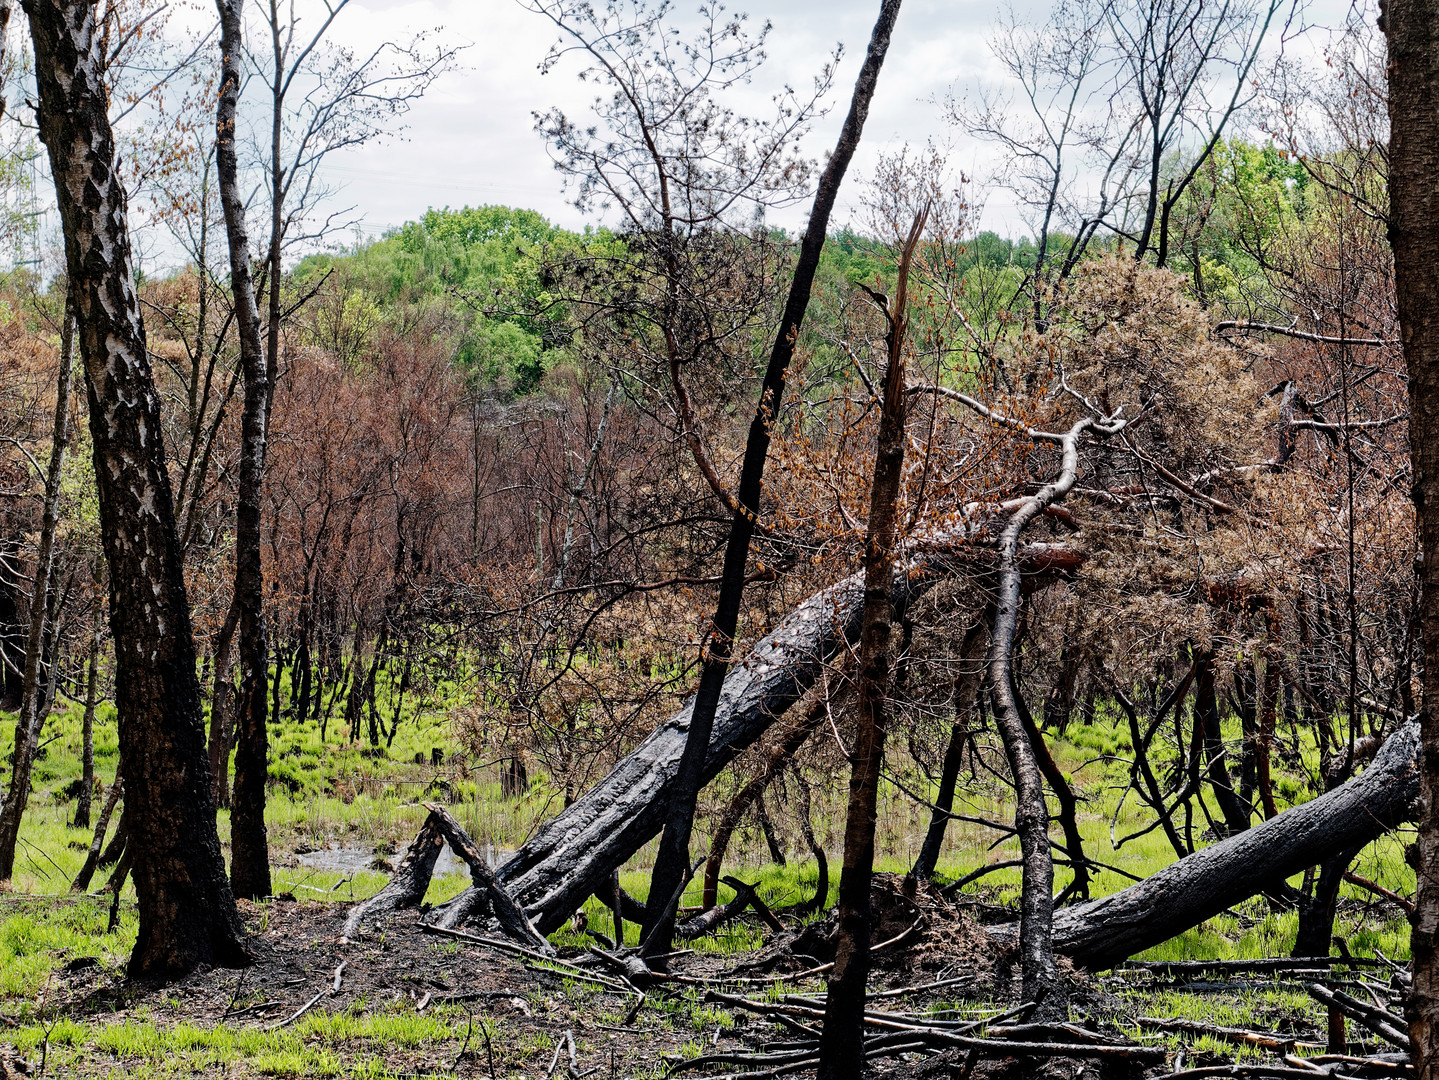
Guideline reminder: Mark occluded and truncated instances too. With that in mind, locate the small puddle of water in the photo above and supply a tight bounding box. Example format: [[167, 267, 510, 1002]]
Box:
[[295, 843, 512, 877]]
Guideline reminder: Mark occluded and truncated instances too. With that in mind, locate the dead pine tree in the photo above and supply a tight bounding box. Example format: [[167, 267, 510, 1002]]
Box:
[[631, 0, 907, 956], [818, 205, 927, 1080], [1380, 0, 1439, 1073], [22, 0, 247, 974]]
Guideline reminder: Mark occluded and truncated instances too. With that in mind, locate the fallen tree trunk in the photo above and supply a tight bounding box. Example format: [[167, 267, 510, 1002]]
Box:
[[343, 813, 445, 938], [1038, 720, 1419, 971], [487, 534, 1080, 934], [421, 802, 553, 955]]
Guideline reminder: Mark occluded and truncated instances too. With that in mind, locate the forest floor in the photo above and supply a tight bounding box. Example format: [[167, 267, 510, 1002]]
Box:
[[0, 688, 1419, 1076], [0, 876, 1408, 1079]]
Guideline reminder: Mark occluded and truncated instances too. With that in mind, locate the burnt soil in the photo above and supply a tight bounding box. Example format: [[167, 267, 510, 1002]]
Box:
[[0, 876, 1347, 1079]]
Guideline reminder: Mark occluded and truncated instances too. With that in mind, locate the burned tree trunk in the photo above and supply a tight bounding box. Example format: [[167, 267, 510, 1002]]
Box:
[[641, 0, 904, 955], [216, 0, 273, 901], [1381, 3, 1439, 1073], [1015, 681, 1090, 903], [819, 205, 924, 1080], [485, 535, 1078, 935], [342, 814, 445, 938], [207, 600, 239, 809], [24, 0, 246, 975], [1041, 720, 1419, 971], [422, 802, 552, 954], [984, 415, 1125, 1021]]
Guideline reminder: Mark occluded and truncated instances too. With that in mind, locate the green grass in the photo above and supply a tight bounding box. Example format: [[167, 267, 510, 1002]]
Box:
[[6, 1002, 507, 1078], [0, 674, 1416, 1074]]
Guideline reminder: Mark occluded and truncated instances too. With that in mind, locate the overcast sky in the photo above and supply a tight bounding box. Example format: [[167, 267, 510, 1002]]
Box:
[[294, 0, 1121, 245], [320, 0, 1027, 242], [148, 0, 1368, 265]]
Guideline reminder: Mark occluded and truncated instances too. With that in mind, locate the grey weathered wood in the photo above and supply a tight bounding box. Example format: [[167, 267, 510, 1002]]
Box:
[[421, 802, 553, 954], [342, 813, 444, 938], [487, 533, 1074, 935], [1035, 721, 1419, 971]]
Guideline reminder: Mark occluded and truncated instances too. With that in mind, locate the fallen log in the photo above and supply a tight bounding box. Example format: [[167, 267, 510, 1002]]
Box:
[[486, 535, 1078, 933], [1306, 984, 1410, 1050], [676, 876, 761, 940], [342, 813, 445, 938], [1036, 721, 1419, 971], [420, 802, 553, 955]]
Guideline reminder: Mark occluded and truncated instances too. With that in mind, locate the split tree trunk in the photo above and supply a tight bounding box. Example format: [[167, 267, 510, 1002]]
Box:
[[640, 0, 904, 955], [0, 294, 73, 880], [216, 0, 273, 900], [1383, 3, 1439, 1072], [24, 0, 246, 974], [343, 814, 445, 938]]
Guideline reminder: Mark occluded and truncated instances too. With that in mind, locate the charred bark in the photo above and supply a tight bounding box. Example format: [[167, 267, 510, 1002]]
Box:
[[986, 419, 1121, 1021], [207, 600, 239, 809], [1291, 843, 1362, 958], [342, 814, 445, 938], [1037, 720, 1419, 971], [483, 537, 1078, 936], [422, 803, 553, 954], [1041, 646, 1081, 733], [819, 203, 924, 1080], [1382, 2, 1439, 1073], [1014, 680, 1090, 903], [641, 0, 904, 956], [676, 876, 769, 940], [24, 0, 246, 975], [216, 0, 273, 901], [793, 772, 830, 916], [1196, 655, 1252, 835]]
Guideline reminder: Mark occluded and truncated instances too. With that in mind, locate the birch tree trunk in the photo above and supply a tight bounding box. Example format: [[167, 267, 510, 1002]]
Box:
[[22, 0, 246, 974]]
